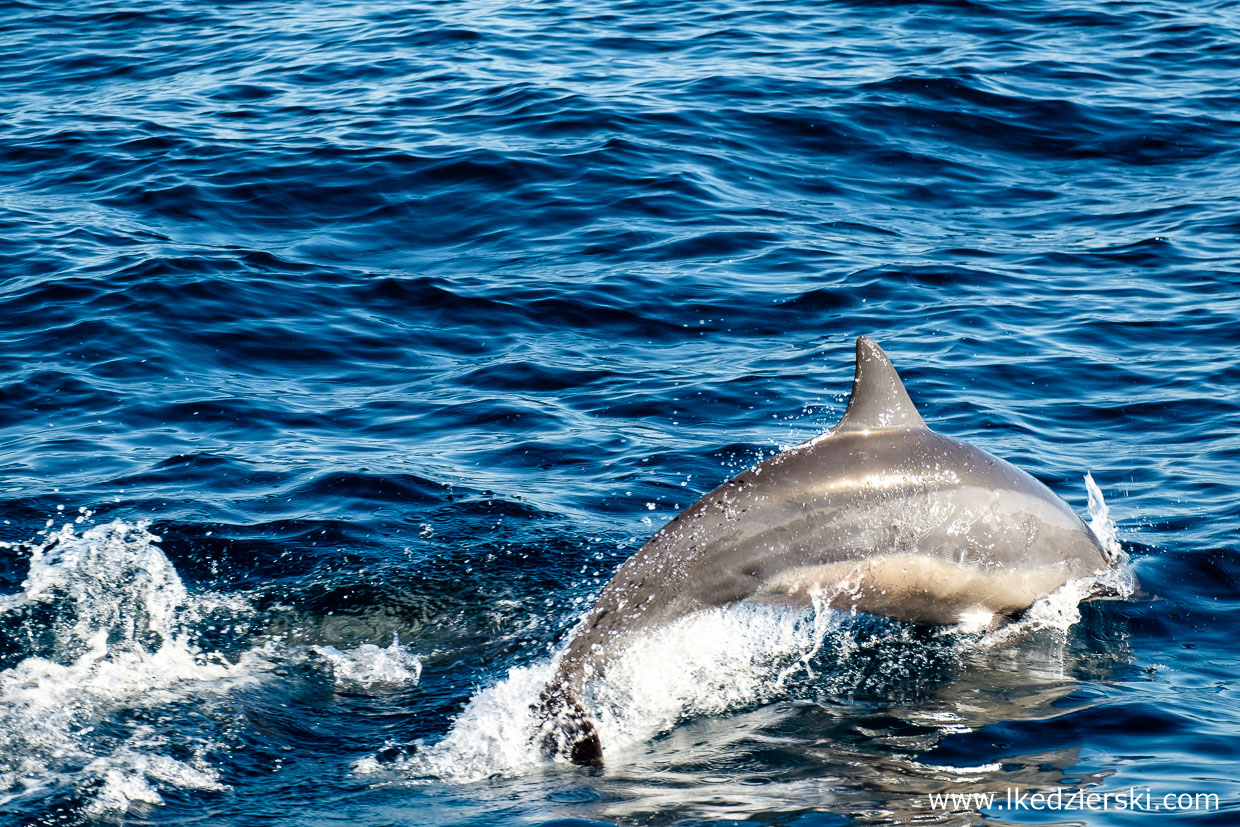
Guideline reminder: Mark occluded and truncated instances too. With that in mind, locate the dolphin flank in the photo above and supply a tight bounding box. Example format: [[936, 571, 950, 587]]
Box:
[[535, 337, 1113, 766]]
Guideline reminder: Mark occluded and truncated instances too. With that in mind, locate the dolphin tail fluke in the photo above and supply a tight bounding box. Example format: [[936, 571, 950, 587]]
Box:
[[533, 686, 603, 766]]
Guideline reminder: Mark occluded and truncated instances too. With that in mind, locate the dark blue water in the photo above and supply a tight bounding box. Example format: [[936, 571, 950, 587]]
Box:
[[2, 0, 1239, 823]]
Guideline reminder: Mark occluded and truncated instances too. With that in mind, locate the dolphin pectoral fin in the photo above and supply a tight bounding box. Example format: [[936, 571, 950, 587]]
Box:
[[533, 686, 603, 767]]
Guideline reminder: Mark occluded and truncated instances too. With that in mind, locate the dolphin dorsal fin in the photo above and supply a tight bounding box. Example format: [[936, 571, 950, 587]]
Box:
[[834, 337, 926, 433]]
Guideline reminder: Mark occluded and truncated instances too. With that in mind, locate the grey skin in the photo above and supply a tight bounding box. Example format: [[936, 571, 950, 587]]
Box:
[[536, 337, 1112, 766]]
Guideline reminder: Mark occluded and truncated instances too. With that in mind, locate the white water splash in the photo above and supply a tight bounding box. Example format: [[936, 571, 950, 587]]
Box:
[[1, 516, 442, 816], [390, 602, 928, 782], [0, 517, 430, 815], [367, 608, 824, 783], [368, 662, 554, 781], [0, 520, 263, 814], [589, 603, 844, 758], [970, 577, 1093, 649], [1085, 472, 1126, 565], [312, 635, 423, 690], [1085, 473, 1139, 604]]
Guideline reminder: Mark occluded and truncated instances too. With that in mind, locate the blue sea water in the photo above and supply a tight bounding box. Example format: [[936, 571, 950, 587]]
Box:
[[2, 0, 1239, 823]]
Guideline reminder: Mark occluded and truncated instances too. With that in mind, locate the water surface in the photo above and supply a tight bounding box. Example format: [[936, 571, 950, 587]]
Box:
[[2, 0, 1239, 824]]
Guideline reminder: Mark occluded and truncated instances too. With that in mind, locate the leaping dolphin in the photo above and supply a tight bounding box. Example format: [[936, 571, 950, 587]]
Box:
[[536, 337, 1113, 766]]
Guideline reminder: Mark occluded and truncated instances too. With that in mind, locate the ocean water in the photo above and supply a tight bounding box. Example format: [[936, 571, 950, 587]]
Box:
[[2, 0, 1238, 824]]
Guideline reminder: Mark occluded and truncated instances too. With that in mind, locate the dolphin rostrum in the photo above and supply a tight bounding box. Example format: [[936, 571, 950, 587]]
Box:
[[535, 337, 1113, 766]]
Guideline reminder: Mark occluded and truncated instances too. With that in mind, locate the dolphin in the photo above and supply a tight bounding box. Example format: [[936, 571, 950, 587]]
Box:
[[535, 337, 1113, 766]]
